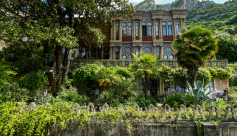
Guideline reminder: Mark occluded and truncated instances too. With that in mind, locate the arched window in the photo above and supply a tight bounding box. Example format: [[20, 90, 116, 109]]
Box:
[[163, 46, 173, 60], [142, 22, 147, 36], [143, 47, 152, 54], [135, 47, 139, 57], [147, 22, 152, 36], [135, 22, 139, 36], [155, 22, 159, 36], [122, 22, 127, 36], [127, 22, 132, 36], [115, 48, 119, 59], [176, 21, 180, 35], [156, 47, 160, 59], [122, 47, 132, 60], [162, 22, 167, 36], [116, 22, 119, 37], [168, 22, 173, 36]]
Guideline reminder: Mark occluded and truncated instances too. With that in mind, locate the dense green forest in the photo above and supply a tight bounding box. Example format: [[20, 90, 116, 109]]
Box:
[[186, 0, 237, 36]]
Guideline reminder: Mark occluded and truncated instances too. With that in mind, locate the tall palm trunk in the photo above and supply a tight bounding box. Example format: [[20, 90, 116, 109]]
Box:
[[187, 65, 198, 88], [143, 71, 149, 98]]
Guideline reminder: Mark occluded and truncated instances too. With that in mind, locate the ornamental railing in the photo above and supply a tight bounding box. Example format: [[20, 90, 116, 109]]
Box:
[[69, 59, 228, 69]]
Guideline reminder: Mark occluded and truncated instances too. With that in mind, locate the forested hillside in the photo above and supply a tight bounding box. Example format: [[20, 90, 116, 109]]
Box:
[[185, 0, 237, 35]]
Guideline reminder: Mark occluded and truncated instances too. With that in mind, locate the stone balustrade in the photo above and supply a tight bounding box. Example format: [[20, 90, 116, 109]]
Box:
[[69, 59, 228, 70], [16, 102, 237, 136]]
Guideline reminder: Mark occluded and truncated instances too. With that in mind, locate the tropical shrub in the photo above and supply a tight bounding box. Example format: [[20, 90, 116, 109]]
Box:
[[18, 71, 49, 95], [196, 68, 211, 86], [206, 66, 233, 80], [229, 74, 237, 87], [33, 89, 53, 105], [0, 59, 17, 91], [0, 82, 29, 103], [135, 96, 159, 109]]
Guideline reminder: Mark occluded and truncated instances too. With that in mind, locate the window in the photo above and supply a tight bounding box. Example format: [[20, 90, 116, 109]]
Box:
[[135, 47, 139, 57], [155, 22, 159, 36], [81, 47, 86, 59], [115, 48, 119, 59], [147, 22, 152, 36], [162, 22, 167, 36], [122, 47, 132, 60], [135, 22, 139, 36], [156, 47, 160, 59], [142, 22, 147, 36], [116, 22, 119, 37], [163, 46, 173, 60], [176, 21, 180, 35], [127, 23, 132, 36], [122, 23, 127, 36], [168, 22, 173, 36], [143, 47, 152, 54]]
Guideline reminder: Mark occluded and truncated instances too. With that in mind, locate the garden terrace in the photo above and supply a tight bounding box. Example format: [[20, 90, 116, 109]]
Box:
[[69, 59, 228, 70]]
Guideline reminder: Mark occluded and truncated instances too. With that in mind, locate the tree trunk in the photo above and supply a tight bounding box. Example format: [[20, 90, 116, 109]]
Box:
[[143, 71, 149, 98], [61, 48, 71, 87], [54, 44, 63, 96], [187, 65, 198, 88]]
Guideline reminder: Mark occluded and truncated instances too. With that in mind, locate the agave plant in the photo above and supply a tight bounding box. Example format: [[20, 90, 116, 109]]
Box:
[[185, 79, 219, 104]]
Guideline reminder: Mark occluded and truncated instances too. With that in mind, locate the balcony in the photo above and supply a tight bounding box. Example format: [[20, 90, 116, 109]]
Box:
[[156, 36, 159, 40], [142, 36, 152, 41], [122, 36, 132, 42], [136, 36, 139, 40], [163, 36, 173, 41], [69, 59, 228, 70]]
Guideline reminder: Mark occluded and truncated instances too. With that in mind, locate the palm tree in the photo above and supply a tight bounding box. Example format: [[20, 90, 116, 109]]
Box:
[[171, 26, 218, 87], [129, 51, 161, 98]]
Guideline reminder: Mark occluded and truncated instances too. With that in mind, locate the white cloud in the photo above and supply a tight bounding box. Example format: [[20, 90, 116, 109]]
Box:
[[128, 0, 144, 3]]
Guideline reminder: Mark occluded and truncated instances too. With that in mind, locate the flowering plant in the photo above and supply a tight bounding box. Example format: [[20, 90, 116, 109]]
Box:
[[166, 86, 185, 96]]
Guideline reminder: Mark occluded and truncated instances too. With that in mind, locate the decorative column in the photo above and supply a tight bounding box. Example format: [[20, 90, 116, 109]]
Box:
[[101, 45, 104, 59], [119, 20, 122, 40], [110, 21, 113, 40], [119, 46, 122, 59], [113, 20, 116, 40], [174, 19, 176, 40], [110, 45, 112, 59], [160, 46, 163, 59], [132, 19, 135, 40], [153, 46, 156, 56], [153, 19, 155, 40], [89, 45, 91, 59], [79, 46, 81, 59], [139, 19, 142, 40], [183, 18, 185, 27], [159, 19, 162, 39], [113, 47, 115, 59]]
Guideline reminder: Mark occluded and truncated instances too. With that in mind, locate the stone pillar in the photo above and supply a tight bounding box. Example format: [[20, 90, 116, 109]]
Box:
[[110, 45, 112, 59], [101, 45, 104, 59], [113, 47, 115, 59], [159, 19, 162, 39], [79, 46, 81, 59], [111, 21, 113, 40], [113, 20, 116, 40], [132, 46, 135, 59], [119, 20, 122, 40], [160, 46, 163, 59], [139, 19, 142, 40], [153, 19, 155, 40], [133, 19, 135, 40], [119, 46, 122, 59], [183, 18, 185, 27], [173, 20, 176, 40], [153, 46, 156, 56]]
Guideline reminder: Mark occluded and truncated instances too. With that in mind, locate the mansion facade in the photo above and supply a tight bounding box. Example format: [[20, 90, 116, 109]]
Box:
[[71, 8, 188, 61]]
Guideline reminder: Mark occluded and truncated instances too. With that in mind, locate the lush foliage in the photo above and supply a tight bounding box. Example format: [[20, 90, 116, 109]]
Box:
[[18, 71, 49, 95], [206, 67, 233, 80], [135, 96, 159, 109], [0, 82, 29, 103], [196, 68, 211, 86], [214, 35, 237, 62], [0, 59, 17, 91]]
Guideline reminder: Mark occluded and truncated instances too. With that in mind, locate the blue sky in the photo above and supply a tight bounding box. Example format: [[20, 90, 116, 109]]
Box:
[[129, 0, 229, 6]]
